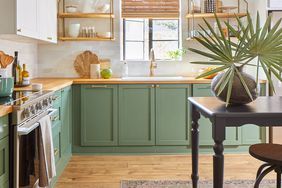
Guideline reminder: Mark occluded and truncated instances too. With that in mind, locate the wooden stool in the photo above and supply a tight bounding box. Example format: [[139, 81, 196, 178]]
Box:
[[249, 144, 282, 188]]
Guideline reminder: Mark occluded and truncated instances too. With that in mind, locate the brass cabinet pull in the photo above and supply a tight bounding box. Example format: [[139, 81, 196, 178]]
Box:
[[51, 115, 59, 122], [52, 96, 60, 101], [151, 85, 155, 88], [90, 85, 108, 88], [54, 148, 59, 156], [156, 85, 160, 88], [47, 37, 53, 40], [17, 29, 21, 32]]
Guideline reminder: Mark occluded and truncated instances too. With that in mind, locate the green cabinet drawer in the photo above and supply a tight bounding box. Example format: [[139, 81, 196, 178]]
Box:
[[50, 108, 61, 126], [156, 84, 191, 146], [0, 116, 8, 140], [52, 90, 62, 107], [192, 84, 241, 146], [81, 85, 118, 146], [119, 85, 155, 146], [0, 137, 9, 185]]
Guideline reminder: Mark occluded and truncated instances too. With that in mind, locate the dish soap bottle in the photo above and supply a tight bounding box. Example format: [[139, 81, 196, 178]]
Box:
[[22, 64, 30, 86], [122, 61, 128, 77]]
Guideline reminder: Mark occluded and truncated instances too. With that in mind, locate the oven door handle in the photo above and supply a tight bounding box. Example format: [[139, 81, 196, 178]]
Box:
[[18, 109, 58, 136], [18, 122, 40, 136]]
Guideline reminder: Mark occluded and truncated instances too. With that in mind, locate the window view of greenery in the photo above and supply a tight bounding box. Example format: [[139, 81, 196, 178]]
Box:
[[123, 19, 180, 61]]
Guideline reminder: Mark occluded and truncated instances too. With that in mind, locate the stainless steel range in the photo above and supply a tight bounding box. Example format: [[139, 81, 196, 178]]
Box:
[[5, 90, 56, 188]]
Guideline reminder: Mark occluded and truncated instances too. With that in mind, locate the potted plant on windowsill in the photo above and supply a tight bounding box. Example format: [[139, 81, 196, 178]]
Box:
[[189, 13, 282, 106]]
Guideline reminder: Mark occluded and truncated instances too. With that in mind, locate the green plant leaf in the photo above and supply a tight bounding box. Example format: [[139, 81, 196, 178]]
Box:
[[234, 67, 254, 101]]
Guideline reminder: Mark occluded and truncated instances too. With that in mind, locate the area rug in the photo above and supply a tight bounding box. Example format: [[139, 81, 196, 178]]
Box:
[[121, 180, 277, 188]]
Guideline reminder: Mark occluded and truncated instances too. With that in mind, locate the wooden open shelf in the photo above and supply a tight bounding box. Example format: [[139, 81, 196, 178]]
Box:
[[59, 37, 115, 41], [58, 13, 115, 19], [186, 12, 247, 19]]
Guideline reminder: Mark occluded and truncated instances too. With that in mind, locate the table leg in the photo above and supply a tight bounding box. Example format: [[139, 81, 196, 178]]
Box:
[[212, 120, 225, 188], [191, 105, 200, 188]]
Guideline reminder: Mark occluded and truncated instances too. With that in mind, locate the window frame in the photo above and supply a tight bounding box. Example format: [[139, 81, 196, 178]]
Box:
[[123, 18, 180, 61]]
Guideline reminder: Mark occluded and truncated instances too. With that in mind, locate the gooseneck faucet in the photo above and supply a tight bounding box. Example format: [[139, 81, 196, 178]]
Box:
[[149, 48, 157, 77]]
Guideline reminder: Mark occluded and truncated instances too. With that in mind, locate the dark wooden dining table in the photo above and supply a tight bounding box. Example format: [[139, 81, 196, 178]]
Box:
[[188, 96, 282, 188]]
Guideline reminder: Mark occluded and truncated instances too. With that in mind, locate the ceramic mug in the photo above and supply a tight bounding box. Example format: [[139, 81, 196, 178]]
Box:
[[0, 69, 8, 78], [68, 23, 81, 38], [0, 77, 14, 97]]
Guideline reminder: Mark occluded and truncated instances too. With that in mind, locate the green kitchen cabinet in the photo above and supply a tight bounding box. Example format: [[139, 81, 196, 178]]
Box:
[[192, 84, 241, 146], [61, 86, 72, 154], [241, 84, 266, 145], [0, 136, 9, 187], [81, 85, 118, 146], [156, 84, 191, 146], [119, 85, 155, 146]]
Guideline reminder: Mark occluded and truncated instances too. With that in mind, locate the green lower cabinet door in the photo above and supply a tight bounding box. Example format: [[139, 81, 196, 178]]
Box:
[[119, 85, 155, 146], [192, 84, 241, 146], [0, 137, 9, 186], [156, 84, 190, 146], [81, 85, 118, 146], [241, 84, 266, 144], [61, 86, 72, 153]]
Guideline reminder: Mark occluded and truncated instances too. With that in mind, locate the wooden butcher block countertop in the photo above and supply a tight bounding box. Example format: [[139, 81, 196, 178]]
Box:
[[1, 77, 266, 117]]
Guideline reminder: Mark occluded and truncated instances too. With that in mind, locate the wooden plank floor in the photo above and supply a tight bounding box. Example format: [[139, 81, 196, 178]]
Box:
[[56, 154, 275, 188]]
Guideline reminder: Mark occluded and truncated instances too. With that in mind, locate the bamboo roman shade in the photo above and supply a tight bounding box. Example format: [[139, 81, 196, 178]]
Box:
[[122, 0, 180, 19]]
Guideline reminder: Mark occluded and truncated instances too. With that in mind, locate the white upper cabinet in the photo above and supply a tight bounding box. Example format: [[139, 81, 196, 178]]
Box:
[[38, 0, 57, 43], [17, 0, 39, 39], [0, 0, 57, 43]]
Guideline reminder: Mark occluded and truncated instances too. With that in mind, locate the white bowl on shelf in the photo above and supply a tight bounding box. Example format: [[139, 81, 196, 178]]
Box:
[[97, 32, 111, 38], [66, 5, 78, 13], [95, 4, 110, 13]]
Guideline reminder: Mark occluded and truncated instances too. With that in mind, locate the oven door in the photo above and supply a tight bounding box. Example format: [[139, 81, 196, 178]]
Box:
[[11, 108, 57, 188]]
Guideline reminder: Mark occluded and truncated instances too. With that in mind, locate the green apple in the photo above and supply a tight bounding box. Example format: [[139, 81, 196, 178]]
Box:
[[101, 69, 112, 79]]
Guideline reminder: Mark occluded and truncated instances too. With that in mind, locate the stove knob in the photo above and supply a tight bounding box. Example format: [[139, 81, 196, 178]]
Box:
[[30, 105, 36, 114], [49, 97, 53, 105], [23, 108, 30, 119], [43, 99, 48, 107], [36, 103, 42, 110]]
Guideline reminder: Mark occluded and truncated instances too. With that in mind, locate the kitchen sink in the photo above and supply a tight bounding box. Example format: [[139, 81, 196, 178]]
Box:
[[121, 76, 184, 81]]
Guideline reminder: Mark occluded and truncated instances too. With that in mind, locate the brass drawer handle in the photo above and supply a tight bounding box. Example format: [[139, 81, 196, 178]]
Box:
[[47, 37, 53, 40], [51, 115, 59, 122], [151, 85, 154, 88], [54, 148, 59, 156], [156, 85, 160, 88], [90, 85, 108, 88], [52, 96, 60, 101]]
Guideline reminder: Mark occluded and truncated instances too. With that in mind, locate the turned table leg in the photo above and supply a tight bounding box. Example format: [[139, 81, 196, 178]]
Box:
[[212, 119, 226, 188], [191, 105, 200, 188]]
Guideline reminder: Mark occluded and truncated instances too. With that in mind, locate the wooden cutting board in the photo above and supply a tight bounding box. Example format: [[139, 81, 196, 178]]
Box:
[[74, 51, 100, 78]]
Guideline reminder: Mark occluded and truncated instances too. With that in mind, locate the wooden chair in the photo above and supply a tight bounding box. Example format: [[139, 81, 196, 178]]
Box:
[[249, 144, 282, 188]]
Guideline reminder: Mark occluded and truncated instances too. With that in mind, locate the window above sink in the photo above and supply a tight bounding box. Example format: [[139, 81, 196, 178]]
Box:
[[122, 19, 181, 61]]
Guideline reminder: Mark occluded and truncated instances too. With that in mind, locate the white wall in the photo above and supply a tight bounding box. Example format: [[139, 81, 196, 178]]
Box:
[[37, 0, 269, 78], [0, 39, 38, 78]]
